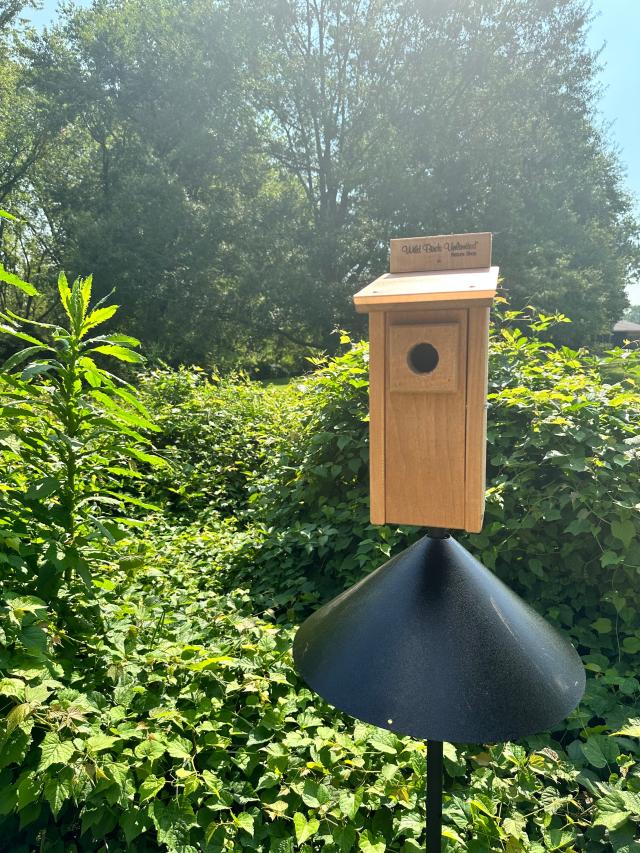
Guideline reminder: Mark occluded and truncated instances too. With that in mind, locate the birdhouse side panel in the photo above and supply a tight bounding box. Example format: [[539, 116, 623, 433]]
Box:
[[464, 306, 490, 532], [368, 313, 386, 525]]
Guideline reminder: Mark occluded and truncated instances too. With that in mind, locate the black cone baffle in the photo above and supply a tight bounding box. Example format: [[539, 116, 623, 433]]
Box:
[[293, 534, 585, 743]]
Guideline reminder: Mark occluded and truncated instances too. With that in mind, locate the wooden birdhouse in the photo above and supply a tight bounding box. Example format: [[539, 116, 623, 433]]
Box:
[[354, 232, 498, 533]]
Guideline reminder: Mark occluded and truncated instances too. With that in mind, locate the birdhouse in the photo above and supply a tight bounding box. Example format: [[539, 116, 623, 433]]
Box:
[[354, 232, 498, 533]]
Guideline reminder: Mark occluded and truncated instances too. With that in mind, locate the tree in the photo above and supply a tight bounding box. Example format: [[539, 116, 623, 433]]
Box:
[[2, 0, 638, 368], [624, 304, 640, 325], [0, 0, 77, 334], [251, 0, 639, 346]]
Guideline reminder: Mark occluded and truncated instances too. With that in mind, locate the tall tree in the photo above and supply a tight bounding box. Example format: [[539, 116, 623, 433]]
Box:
[[251, 0, 639, 345], [0, 0, 66, 327], [2, 0, 638, 368]]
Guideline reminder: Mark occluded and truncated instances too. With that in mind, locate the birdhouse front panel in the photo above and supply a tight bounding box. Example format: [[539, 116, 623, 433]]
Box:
[[355, 233, 497, 534], [386, 307, 468, 529]]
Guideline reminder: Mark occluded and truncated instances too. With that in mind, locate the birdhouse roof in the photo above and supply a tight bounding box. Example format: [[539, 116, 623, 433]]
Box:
[[353, 266, 499, 313]]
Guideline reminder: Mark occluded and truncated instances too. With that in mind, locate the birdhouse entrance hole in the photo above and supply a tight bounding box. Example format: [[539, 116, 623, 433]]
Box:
[[408, 342, 439, 374]]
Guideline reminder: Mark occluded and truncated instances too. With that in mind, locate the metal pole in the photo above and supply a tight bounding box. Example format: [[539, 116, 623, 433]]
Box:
[[425, 530, 446, 852], [426, 739, 443, 852]]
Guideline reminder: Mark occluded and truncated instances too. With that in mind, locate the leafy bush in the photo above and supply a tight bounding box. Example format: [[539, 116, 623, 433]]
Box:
[[215, 320, 640, 619], [2, 307, 640, 851], [3, 519, 639, 852], [138, 367, 302, 515]]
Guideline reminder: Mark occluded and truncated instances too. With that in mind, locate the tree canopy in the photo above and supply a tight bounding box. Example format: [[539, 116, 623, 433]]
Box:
[[1, 0, 638, 371]]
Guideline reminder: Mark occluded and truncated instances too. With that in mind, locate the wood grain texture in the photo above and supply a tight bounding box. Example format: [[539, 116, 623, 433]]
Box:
[[353, 267, 499, 312], [464, 306, 490, 532], [384, 309, 467, 529], [388, 322, 459, 394], [390, 233, 491, 273], [368, 313, 386, 524], [355, 296, 494, 314]]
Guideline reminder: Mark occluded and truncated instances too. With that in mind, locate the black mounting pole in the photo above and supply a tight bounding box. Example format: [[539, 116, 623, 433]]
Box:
[[426, 739, 443, 852], [425, 529, 446, 852]]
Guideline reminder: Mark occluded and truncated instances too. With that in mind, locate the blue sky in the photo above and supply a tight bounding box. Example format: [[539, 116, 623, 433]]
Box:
[[18, 0, 640, 301]]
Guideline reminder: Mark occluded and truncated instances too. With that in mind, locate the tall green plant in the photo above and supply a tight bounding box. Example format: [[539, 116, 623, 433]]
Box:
[[0, 272, 163, 627]]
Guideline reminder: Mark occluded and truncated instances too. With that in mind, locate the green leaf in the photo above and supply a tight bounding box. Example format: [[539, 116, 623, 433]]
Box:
[[105, 761, 130, 789], [543, 827, 576, 850], [80, 274, 93, 315], [165, 737, 192, 759], [139, 774, 165, 803], [0, 725, 31, 769], [86, 733, 119, 753], [359, 830, 387, 853], [86, 332, 140, 347], [442, 827, 464, 843], [6, 703, 34, 734], [611, 518, 635, 549], [91, 344, 145, 363], [591, 617, 612, 634], [612, 719, 640, 738], [57, 272, 72, 318], [5, 594, 48, 615], [293, 812, 319, 845], [149, 799, 197, 847], [369, 730, 399, 754], [236, 812, 254, 836], [0, 678, 26, 699], [122, 446, 168, 467], [594, 791, 632, 831], [16, 772, 40, 810], [338, 789, 362, 820], [1, 345, 47, 373], [81, 305, 117, 336], [26, 477, 61, 500], [0, 264, 38, 296], [91, 389, 159, 431], [334, 826, 357, 851], [0, 323, 43, 346], [24, 684, 50, 704], [120, 808, 150, 844], [43, 771, 72, 818], [581, 735, 619, 769], [38, 732, 75, 771], [622, 636, 640, 654], [21, 362, 55, 380], [301, 779, 332, 808], [134, 738, 166, 761]]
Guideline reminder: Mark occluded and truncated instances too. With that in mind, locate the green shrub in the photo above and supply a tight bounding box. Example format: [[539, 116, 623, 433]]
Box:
[[4, 519, 638, 852], [2, 308, 639, 851], [474, 316, 640, 654], [138, 367, 302, 515], [219, 319, 640, 624]]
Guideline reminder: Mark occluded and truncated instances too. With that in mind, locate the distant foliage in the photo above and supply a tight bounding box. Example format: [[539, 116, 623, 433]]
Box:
[[137, 367, 302, 514], [1, 1, 638, 367]]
